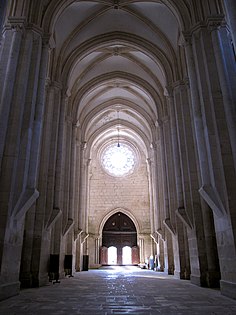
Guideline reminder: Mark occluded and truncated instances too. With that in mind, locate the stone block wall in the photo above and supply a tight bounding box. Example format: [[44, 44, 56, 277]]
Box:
[[88, 146, 151, 264]]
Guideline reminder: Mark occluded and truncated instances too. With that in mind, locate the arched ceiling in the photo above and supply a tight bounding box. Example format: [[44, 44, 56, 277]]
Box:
[[44, 0, 187, 157]]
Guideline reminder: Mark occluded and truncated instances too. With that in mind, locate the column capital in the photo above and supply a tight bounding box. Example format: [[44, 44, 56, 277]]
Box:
[[182, 15, 226, 39], [5, 17, 26, 33], [206, 15, 226, 32], [90, 233, 101, 239], [47, 80, 62, 90], [171, 79, 189, 92], [26, 23, 43, 36]]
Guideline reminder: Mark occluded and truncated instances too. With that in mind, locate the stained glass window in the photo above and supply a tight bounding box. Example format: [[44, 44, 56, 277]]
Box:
[[101, 143, 136, 176]]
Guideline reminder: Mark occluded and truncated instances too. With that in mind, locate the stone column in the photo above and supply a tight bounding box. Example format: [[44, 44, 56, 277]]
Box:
[[172, 80, 220, 286], [44, 82, 62, 227], [208, 18, 236, 166], [60, 114, 73, 232], [19, 34, 50, 289], [0, 0, 7, 46], [78, 142, 90, 232], [95, 236, 100, 265], [0, 20, 24, 168], [166, 232, 174, 274], [165, 88, 185, 214], [0, 21, 50, 299], [138, 237, 145, 263], [30, 77, 63, 287], [184, 23, 236, 297], [224, 0, 236, 50], [149, 141, 163, 235], [183, 38, 211, 188], [208, 19, 236, 298], [146, 157, 155, 233], [52, 93, 68, 228], [73, 124, 82, 236], [159, 119, 170, 221], [28, 36, 50, 189], [73, 126, 82, 271], [155, 134, 165, 240], [67, 123, 78, 227], [77, 143, 91, 270]]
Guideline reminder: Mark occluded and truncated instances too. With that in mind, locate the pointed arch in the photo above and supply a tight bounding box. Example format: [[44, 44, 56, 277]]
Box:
[[99, 207, 140, 237]]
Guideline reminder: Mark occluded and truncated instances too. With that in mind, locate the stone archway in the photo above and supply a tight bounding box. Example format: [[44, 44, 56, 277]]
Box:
[[101, 212, 139, 265]]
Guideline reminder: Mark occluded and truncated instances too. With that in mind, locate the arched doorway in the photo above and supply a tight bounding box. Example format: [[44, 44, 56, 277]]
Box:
[[108, 246, 117, 265], [101, 212, 138, 265], [122, 246, 132, 265]]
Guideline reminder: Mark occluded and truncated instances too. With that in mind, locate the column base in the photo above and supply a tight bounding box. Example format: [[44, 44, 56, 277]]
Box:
[[174, 270, 190, 280], [20, 273, 33, 288], [31, 272, 49, 287], [38, 273, 50, 286], [191, 272, 220, 288], [0, 281, 20, 301], [206, 271, 220, 288], [191, 274, 202, 286], [220, 280, 236, 299]]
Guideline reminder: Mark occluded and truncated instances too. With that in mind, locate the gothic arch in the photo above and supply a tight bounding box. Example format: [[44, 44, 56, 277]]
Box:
[[85, 120, 150, 158], [71, 72, 163, 120], [99, 208, 141, 237], [59, 32, 176, 87], [41, 0, 191, 35], [79, 98, 155, 137]]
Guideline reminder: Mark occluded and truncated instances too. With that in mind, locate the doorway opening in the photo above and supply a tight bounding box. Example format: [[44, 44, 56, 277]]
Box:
[[101, 212, 139, 265], [108, 246, 117, 265], [122, 246, 132, 264]]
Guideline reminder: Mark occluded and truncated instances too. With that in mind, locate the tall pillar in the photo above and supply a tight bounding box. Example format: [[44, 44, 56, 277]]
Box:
[[0, 20, 50, 299], [149, 141, 163, 235], [154, 133, 165, 241], [166, 88, 185, 213], [78, 142, 90, 232], [224, 0, 236, 50], [209, 18, 236, 167], [146, 157, 155, 234], [139, 237, 145, 263], [19, 35, 50, 288], [0, 21, 24, 168], [0, 0, 7, 47], [95, 236, 100, 265], [183, 19, 236, 298], [30, 78, 62, 287]]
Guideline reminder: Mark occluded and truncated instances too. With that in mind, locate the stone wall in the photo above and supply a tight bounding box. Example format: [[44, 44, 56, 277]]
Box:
[[88, 145, 151, 265]]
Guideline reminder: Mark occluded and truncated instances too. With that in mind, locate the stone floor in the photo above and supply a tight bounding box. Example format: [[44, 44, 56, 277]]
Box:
[[1, 266, 236, 315]]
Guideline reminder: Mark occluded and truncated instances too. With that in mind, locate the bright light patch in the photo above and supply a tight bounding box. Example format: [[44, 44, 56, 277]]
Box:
[[108, 246, 117, 265], [101, 143, 135, 176], [122, 246, 132, 264]]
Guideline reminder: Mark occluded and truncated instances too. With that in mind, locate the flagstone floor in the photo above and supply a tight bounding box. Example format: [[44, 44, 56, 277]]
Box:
[[0, 266, 236, 315]]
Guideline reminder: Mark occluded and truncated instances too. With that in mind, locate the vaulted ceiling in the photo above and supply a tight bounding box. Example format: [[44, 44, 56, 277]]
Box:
[[44, 0, 189, 156]]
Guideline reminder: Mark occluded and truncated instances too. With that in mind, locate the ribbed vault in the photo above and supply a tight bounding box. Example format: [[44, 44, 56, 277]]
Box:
[[42, 0, 190, 156]]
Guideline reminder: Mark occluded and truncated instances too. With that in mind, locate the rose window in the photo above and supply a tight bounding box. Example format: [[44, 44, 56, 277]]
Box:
[[101, 143, 136, 177]]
